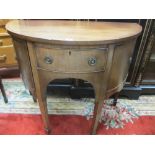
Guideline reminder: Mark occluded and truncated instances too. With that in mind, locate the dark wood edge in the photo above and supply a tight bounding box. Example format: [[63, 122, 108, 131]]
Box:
[[0, 66, 19, 78]]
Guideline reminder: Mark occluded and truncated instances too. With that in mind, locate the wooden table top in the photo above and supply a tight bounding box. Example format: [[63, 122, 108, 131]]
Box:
[[6, 20, 142, 45]]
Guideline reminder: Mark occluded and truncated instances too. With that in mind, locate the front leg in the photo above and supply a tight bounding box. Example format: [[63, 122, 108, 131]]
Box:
[[27, 42, 51, 134], [91, 99, 105, 135], [37, 94, 51, 134]]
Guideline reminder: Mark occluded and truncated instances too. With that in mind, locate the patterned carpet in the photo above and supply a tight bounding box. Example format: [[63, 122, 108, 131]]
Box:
[[0, 78, 155, 129]]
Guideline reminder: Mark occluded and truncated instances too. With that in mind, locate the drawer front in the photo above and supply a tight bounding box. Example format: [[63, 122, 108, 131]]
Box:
[[0, 27, 6, 33], [0, 45, 17, 67], [35, 46, 108, 73], [0, 37, 13, 46]]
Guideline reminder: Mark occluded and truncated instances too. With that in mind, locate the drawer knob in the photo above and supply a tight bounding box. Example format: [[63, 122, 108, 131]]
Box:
[[88, 57, 97, 66], [44, 56, 53, 64], [0, 55, 7, 62]]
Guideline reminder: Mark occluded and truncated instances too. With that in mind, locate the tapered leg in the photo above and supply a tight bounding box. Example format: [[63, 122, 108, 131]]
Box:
[[37, 95, 51, 134], [91, 99, 104, 135], [91, 44, 115, 134], [0, 78, 8, 103], [32, 96, 37, 103], [36, 83, 51, 134], [27, 43, 51, 134]]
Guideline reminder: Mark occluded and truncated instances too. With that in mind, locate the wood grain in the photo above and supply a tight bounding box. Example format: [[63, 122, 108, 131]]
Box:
[[6, 20, 142, 134], [6, 20, 142, 45], [0, 19, 17, 68]]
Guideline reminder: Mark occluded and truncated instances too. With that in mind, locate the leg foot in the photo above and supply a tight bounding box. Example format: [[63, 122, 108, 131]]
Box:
[[91, 101, 103, 135], [32, 96, 37, 103], [91, 130, 97, 135], [38, 98, 51, 135], [44, 127, 51, 135]]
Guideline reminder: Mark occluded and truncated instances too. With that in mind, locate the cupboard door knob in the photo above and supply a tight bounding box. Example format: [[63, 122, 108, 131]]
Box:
[[88, 57, 97, 66], [44, 56, 53, 64]]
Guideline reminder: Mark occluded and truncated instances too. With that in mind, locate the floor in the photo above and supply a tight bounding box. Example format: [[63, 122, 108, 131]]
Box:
[[0, 78, 155, 131], [0, 78, 155, 116]]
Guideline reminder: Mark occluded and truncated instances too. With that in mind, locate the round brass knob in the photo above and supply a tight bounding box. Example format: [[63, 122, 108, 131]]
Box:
[[44, 56, 53, 64], [88, 57, 97, 66]]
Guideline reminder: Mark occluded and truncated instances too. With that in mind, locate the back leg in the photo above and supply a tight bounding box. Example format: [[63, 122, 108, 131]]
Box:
[[0, 78, 8, 103], [111, 92, 120, 106]]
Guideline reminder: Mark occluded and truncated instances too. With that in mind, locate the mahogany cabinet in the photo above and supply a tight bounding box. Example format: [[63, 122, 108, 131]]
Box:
[[3, 19, 155, 99], [6, 20, 141, 134]]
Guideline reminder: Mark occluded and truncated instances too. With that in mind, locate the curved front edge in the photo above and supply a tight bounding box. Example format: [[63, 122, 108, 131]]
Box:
[[106, 38, 137, 97]]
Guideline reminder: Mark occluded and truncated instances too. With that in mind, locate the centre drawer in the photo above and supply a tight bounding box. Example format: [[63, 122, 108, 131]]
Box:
[[35, 45, 108, 73]]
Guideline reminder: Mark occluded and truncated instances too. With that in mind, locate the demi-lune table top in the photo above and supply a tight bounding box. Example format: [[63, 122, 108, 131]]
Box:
[[6, 20, 142, 45]]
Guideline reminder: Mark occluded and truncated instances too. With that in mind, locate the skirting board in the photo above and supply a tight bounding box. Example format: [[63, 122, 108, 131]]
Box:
[[47, 84, 155, 100]]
